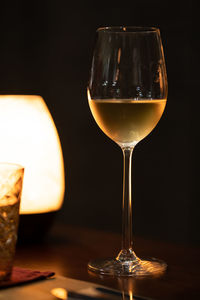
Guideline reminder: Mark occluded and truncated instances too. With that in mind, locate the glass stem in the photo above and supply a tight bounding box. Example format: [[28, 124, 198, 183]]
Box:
[[116, 147, 137, 262], [122, 147, 133, 251]]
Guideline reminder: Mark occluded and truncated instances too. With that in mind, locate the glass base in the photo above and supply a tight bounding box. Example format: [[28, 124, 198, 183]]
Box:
[[88, 256, 167, 277]]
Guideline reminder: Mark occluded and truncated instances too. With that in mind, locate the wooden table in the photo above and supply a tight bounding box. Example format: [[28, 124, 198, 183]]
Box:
[[15, 224, 200, 300]]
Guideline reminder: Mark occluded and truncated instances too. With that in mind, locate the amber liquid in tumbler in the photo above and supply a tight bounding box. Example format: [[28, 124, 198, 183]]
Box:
[[88, 99, 166, 146]]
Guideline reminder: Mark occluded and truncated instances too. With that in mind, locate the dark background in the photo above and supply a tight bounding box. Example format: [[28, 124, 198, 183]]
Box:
[[0, 1, 198, 244]]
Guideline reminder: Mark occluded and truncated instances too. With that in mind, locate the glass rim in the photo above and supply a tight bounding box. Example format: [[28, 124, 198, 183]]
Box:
[[97, 26, 160, 34], [0, 162, 24, 171]]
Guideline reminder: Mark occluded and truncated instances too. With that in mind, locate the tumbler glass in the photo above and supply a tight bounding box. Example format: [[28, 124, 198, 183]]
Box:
[[0, 163, 24, 280]]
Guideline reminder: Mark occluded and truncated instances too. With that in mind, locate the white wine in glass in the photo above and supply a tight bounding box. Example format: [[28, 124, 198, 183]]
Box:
[[88, 97, 166, 147], [87, 27, 168, 276]]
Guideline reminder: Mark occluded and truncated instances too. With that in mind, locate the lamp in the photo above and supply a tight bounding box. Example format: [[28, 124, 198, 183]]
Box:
[[0, 95, 65, 242]]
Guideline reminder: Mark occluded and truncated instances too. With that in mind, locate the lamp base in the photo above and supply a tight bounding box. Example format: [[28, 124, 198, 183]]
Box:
[[17, 211, 57, 244]]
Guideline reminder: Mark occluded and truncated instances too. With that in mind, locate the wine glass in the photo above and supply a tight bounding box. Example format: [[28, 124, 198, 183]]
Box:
[[87, 26, 168, 276]]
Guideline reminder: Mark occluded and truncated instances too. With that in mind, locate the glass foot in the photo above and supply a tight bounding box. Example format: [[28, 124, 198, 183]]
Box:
[[88, 256, 167, 277]]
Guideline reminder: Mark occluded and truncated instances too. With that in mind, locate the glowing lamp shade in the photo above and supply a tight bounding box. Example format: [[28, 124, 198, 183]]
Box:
[[0, 95, 65, 215]]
